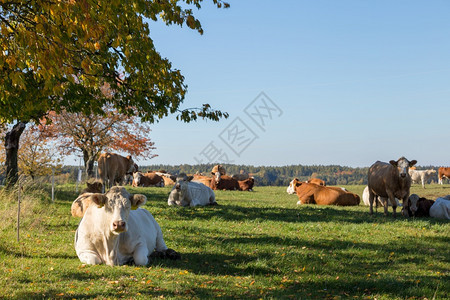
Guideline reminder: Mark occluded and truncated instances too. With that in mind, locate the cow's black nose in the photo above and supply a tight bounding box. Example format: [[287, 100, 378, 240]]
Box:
[[401, 173, 406, 178]]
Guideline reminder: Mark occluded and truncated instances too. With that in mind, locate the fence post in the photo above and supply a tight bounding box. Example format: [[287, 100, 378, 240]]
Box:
[[51, 167, 55, 203], [17, 180, 21, 242], [75, 169, 82, 193]]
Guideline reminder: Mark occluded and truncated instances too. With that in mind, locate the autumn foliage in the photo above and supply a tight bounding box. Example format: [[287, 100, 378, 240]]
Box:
[[41, 108, 157, 176]]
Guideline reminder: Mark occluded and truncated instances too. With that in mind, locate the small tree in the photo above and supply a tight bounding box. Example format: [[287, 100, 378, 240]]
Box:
[[18, 126, 62, 180], [42, 108, 157, 177]]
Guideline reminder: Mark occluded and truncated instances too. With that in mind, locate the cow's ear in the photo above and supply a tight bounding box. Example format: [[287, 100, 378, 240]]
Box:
[[409, 160, 417, 167], [130, 194, 147, 210], [389, 160, 397, 166], [90, 194, 108, 208], [170, 175, 177, 182], [127, 155, 132, 160], [187, 176, 194, 182]]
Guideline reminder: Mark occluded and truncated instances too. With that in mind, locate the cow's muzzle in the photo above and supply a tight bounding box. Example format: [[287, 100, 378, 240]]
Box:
[[113, 221, 126, 232], [400, 173, 407, 178]]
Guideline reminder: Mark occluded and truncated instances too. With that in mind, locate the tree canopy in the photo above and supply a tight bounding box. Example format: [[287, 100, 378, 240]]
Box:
[[0, 0, 229, 124], [0, 0, 229, 185]]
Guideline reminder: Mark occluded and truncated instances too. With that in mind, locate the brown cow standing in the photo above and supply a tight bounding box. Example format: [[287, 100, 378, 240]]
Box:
[[368, 157, 417, 217], [438, 167, 450, 185], [210, 175, 239, 190], [294, 182, 360, 206], [97, 152, 135, 189]]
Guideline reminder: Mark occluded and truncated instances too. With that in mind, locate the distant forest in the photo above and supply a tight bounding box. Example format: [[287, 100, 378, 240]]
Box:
[[137, 164, 440, 187], [12, 164, 439, 187]]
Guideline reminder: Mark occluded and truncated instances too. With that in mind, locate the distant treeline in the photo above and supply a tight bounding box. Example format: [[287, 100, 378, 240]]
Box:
[[139, 164, 440, 187], [4, 164, 439, 187]]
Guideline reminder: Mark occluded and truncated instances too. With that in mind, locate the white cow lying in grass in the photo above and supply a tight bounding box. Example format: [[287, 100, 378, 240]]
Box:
[[429, 196, 450, 219], [168, 173, 217, 207], [362, 186, 401, 207], [75, 186, 180, 266]]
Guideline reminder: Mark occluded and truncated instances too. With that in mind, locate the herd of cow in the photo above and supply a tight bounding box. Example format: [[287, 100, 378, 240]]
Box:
[[70, 153, 450, 267]]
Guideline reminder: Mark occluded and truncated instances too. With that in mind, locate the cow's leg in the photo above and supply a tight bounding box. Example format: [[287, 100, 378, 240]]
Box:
[[77, 251, 103, 265], [385, 192, 396, 217], [421, 176, 425, 189], [439, 176, 443, 185], [385, 191, 397, 217], [368, 190, 375, 215], [133, 245, 150, 266]]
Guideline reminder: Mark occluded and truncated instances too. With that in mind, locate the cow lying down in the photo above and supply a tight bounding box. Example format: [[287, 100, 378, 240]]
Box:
[[168, 174, 217, 207], [430, 196, 450, 219], [75, 186, 180, 266], [294, 180, 360, 206]]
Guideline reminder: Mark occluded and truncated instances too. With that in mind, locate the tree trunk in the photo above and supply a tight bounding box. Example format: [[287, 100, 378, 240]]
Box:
[[83, 150, 96, 178], [5, 122, 26, 187]]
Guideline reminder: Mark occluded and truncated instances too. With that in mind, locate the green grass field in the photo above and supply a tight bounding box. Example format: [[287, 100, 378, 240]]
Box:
[[0, 183, 449, 299]]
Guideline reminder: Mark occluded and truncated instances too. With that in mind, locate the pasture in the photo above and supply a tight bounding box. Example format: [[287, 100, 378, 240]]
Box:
[[0, 183, 449, 299]]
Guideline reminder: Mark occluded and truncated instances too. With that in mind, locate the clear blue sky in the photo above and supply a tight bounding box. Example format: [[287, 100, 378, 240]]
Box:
[[139, 0, 450, 167]]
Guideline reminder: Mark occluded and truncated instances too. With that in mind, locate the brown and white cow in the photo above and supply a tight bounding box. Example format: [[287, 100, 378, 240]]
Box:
[[192, 174, 213, 187], [294, 181, 360, 206], [98, 152, 136, 189], [132, 172, 164, 187], [238, 177, 255, 191], [403, 194, 434, 217], [306, 178, 326, 186], [153, 172, 176, 186], [210, 175, 240, 191], [211, 164, 226, 177], [438, 167, 450, 185], [75, 186, 180, 266], [367, 157, 417, 217]]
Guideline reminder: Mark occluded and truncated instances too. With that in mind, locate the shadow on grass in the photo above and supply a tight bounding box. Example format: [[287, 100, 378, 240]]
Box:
[[157, 202, 450, 226]]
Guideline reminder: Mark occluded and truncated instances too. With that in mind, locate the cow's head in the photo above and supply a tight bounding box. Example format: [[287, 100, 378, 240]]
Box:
[[174, 173, 193, 190], [126, 155, 135, 173], [86, 181, 103, 193], [90, 186, 147, 235], [389, 157, 417, 178], [211, 165, 226, 184], [286, 178, 299, 194], [132, 172, 143, 187], [404, 194, 420, 217]]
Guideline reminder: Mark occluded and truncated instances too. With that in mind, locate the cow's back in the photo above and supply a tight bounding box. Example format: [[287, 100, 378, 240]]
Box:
[[439, 167, 450, 178], [314, 186, 360, 206]]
